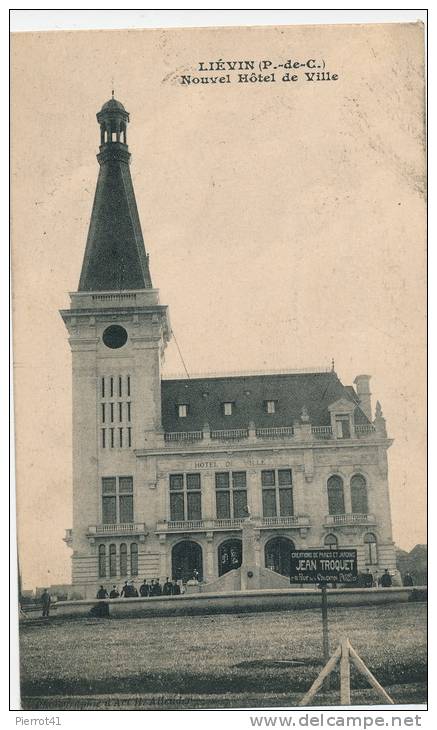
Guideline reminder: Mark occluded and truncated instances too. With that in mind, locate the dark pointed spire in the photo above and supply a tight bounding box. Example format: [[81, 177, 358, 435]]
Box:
[[78, 96, 152, 292]]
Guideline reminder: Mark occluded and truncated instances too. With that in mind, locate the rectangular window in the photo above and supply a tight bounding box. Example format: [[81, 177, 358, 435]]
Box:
[[178, 404, 188, 418], [261, 470, 275, 487], [102, 403, 105, 423], [128, 427, 132, 447], [335, 416, 351, 439], [215, 472, 230, 489], [216, 490, 231, 519], [262, 489, 277, 517], [266, 400, 276, 414], [119, 428, 123, 448], [119, 494, 133, 523], [118, 376, 122, 398], [233, 489, 248, 518], [279, 488, 294, 516], [186, 473, 201, 490], [232, 472, 247, 489], [110, 377, 114, 398], [127, 402, 131, 422], [110, 403, 114, 423], [278, 469, 292, 486], [110, 428, 114, 448], [170, 492, 185, 521], [187, 492, 202, 520], [127, 376, 131, 397], [102, 477, 133, 524], [101, 377, 105, 399], [223, 402, 233, 416], [102, 496, 117, 524], [119, 402, 123, 422], [170, 474, 184, 490], [102, 429, 106, 448]]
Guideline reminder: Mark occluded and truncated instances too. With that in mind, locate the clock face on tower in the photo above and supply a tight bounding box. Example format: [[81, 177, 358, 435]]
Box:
[[102, 325, 128, 349]]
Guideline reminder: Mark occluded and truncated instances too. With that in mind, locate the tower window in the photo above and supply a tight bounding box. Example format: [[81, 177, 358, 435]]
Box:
[[119, 402, 123, 422], [127, 376, 131, 397], [118, 376, 122, 398], [101, 378, 105, 399]]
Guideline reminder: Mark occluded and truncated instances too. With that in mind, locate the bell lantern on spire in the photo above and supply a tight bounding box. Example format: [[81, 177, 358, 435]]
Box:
[[96, 93, 130, 146]]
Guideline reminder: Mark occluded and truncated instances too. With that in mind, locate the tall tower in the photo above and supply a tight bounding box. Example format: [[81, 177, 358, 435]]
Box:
[[61, 96, 170, 597]]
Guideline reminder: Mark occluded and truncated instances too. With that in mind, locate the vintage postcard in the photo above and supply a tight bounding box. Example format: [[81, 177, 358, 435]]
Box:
[[11, 18, 426, 712]]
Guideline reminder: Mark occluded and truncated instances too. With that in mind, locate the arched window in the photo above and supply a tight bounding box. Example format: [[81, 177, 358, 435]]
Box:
[[109, 543, 117, 577], [364, 533, 378, 565], [98, 544, 106, 577], [130, 543, 138, 576], [120, 543, 127, 576], [264, 537, 295, 576], [327, 475, 345, 515], [218, 539, 242, 576], [351, 474, 368, 514], [172, 540, 203, 582], [324, 534, 338, 549]]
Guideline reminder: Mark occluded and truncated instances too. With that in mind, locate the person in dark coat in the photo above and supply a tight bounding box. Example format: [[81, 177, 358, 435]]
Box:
[[363, 569, 374, 588], [97, 585, 109, 599], [139, 580, 149, 597], [131, 582, 139, 597], [163, 577, 173, 596], [41, 588, 51, 617], [171, 579, 181, 595], [151, 579, 162, 596], [120, 581, 129, 597], [403, 572, 414, 586], [380, 569, 392, 587], [109, 585, 119, 598]]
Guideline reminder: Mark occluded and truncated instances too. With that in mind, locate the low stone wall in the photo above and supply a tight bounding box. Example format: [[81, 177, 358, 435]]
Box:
[[49, 586, 426, 620]]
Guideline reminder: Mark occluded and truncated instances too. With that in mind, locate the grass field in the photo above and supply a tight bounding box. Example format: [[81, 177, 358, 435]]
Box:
[[20, 602, 427, 710]]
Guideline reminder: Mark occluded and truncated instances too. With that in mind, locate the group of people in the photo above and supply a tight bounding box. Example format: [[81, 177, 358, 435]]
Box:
[[360, 568, 414, 588], [96, 577, 181, 600]]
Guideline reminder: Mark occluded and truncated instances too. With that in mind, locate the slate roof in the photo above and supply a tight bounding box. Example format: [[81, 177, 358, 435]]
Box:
[[161, 370, 370, 432]]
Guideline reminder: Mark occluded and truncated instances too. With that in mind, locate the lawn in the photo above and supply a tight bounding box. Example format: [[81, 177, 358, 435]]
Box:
[[20, 602, 427, 709]]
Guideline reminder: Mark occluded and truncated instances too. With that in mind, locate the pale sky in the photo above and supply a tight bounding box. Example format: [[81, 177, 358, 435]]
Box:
[[11, 23, 426, 589]]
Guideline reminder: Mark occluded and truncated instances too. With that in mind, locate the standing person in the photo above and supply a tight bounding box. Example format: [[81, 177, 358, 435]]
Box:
[[163, 577, 173, 596], [109, 585, 119, 598], [380, 569, 392, 587], [96, 585, 108, 599], [139, 579, 149, 597], [403, 572, 414, 586], [41, 588, 51, 618], [131, 581, 139, 597], [364, 568, 374, 588], [151, 579, 162, 597], [120, 581, 129, 598], [171, 579, 181, 596]]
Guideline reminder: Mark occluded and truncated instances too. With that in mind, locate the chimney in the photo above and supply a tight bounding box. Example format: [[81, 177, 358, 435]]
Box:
[[353, 374, 372, 420]]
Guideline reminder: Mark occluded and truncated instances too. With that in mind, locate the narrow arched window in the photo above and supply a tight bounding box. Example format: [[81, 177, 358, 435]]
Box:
[[130, 543, 138, 576], [351, 474, 368, 514], [120, 543, 127, 576], [98, 544, 106, 578], [327, 475, 345, 515], [109, 543, 117, 577], [324, 533, 338, 549], [364, 533, 378, 565]]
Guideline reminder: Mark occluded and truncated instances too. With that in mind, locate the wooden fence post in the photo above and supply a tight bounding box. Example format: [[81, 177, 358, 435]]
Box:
[[340, 638, 351, 705]]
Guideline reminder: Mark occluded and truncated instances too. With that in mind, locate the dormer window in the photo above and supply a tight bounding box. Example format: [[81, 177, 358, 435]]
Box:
[[265, 400, 277, 414], [223, 402, 234, 416], [335, 414, 351, 439], [178, 404, 189, 418]]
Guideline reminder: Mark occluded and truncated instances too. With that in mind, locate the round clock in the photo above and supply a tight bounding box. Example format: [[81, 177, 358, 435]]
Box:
[[102, 325, 128, 349]]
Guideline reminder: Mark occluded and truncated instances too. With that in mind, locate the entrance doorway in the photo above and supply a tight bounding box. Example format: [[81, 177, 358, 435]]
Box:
[[265, 536, 295, 576], [218, 539, 242, 576], [171, 540, 203, 583]]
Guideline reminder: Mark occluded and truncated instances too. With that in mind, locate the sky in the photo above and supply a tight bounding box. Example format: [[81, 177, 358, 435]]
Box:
[[11, 22, 426, 589]]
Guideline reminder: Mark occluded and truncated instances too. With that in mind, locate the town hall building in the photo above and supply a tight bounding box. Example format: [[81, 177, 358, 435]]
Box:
[[61, 96, 396, 599]]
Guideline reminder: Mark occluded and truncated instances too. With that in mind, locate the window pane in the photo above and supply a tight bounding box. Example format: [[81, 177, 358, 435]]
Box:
[[262, 489, 277, 517], [261, 470, 275, 487], [216, 490, 231, 519], [102, 477, 116, 494], [109, 544, 117, 577], [119, 476, 133, 493], [170, 474, 184, 490], [170, 493, 185, 521], [187, 492, 202, 520], [98, 545, 106, 577], [233, 490, 248, 518], [119, 495, 133, 523], [327, 476, 345, 515], [102, 496, 117, 524], [279, 488, 294, 516], [130, 543, 138, 576], [278, 469, 292, 486], [186, 473, 201, 490], [232, 472, 246, 489], [215, 472, 230, 489], [351, 475, 368, 513], [120, 544, 127, 575]]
